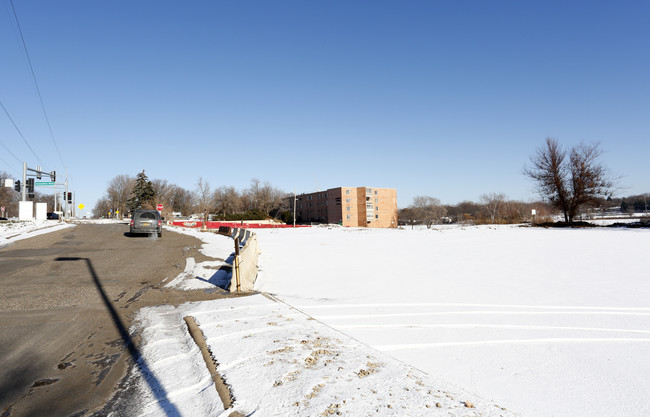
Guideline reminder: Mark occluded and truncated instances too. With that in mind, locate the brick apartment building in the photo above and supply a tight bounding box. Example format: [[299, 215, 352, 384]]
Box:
[[290, 187, 398, 228]]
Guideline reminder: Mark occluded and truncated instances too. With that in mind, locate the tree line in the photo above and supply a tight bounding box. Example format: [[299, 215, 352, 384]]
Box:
[[398, 194, 557, 226], [3, 136, 639, 224], [92, 172, 289, 220]]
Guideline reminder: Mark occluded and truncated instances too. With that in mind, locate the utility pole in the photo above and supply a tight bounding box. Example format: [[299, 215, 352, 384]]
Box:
[[293, 189, 296, 228], [22, 162, 27, 201], [65, 169, 69, 219]]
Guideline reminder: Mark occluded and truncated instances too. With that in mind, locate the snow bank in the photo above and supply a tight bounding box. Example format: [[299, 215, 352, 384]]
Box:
[[0, 220, 74, 247]]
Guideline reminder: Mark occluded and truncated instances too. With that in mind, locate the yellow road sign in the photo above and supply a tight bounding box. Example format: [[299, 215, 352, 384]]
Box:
[[78, 203, 85, 210]]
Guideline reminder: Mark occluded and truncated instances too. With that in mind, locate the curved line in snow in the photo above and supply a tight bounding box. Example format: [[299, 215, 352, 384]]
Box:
[[375, 338, 650, 351], [294, 302, 650, 312], [335, 323, 650, 335], [312, 310, 650, 319]]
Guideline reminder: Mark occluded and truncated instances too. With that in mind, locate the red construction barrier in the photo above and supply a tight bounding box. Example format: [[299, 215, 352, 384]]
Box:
[[169, 220, 308, 229]]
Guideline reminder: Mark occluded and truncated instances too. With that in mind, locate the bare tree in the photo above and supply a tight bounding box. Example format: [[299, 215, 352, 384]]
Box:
[[106, 174, 134, 219], [93, 197, 112, 218], [194, 177, 212, 215], [524, 138, 614, 222], [0, 171, 20, 217], [410, 196, 447, 228], [169, 185, 194, 215], [480, 193, 507, 224], [446, 201, 482, 224], [398, 207, 418, 228], [245, 178, 287, 214], [151, 178, 175, 216], [213, 186, 243, 217]]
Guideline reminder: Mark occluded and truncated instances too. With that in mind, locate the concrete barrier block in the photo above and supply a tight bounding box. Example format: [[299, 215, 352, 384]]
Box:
[[229, 234, 259, 292]]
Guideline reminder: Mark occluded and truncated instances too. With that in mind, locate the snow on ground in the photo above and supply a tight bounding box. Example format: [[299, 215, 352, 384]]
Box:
[[7, 219, 648, 415], [254, 225, 650, 417], [162, 226, 235, 290], [586, 217, 646, 226], [0, 219, 74, 247], [128, 294, 518, 416]]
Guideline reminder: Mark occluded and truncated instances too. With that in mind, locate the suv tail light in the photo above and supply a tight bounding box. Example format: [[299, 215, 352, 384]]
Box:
[[158, 220, 162, 227], [130, 219, 134, 226]]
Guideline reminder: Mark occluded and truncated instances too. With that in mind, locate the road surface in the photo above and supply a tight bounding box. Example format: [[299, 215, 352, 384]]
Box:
[[0, 223, 233, 417]]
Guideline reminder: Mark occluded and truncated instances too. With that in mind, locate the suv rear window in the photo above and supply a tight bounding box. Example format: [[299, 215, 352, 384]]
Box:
[[138, 212, 156, 219]]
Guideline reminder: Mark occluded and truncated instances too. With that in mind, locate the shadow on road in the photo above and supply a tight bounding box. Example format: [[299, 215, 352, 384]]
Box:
[[55, 257, 181, 417]]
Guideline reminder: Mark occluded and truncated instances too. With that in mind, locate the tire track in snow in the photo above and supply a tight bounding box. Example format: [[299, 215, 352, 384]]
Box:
[[311, 310, 650, 319], [335, 323, 650, 335], [376, 338, 650, 351], [298, 303, 650, 352], [295, 302, 650, 311]]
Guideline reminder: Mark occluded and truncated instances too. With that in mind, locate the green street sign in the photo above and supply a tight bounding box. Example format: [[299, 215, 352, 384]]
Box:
[[35, 181, 55, 186]]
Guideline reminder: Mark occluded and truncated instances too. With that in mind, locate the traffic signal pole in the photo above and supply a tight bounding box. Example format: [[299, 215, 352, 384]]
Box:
[[65, 169, 69, 219], [22, 162, 26, 201]]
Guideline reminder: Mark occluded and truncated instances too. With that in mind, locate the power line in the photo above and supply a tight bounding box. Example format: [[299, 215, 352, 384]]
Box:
[[0, 156, 21, 176], [0, 100, 45, 166], [9, 0, 66, 170], [0, 134, 23, 165]]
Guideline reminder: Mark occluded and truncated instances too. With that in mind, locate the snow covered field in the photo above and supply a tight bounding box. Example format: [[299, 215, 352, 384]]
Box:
[[254, 225, 650, 417]]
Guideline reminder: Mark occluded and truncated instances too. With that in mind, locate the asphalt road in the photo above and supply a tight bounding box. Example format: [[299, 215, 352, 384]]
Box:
[[0, 223, 233, 417]]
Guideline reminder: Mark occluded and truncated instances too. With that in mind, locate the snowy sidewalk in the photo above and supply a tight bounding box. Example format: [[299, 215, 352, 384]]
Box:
[[125, 294, 518, 416]]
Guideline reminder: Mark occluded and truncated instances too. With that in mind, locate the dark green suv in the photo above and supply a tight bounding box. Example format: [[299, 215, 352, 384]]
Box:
[[130, 209, 162, 237]]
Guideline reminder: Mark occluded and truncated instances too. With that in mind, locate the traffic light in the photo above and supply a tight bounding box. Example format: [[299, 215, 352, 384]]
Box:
[[27, 178, 35, 193], [67, 192, 72, 203], [14, 180, 20, 192], [51, 171, 56, 182]]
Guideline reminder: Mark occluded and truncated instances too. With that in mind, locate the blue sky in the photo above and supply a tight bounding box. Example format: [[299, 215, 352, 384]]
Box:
[[1, 1, 648, 211]]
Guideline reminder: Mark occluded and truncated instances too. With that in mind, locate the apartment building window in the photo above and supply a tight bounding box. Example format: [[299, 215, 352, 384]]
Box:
[[375, 206, 379, 210], [347, 206, 351, 212], [374, 190, 378, 195], [346, 215, 351, 220], [346, 189, 350, 195], [346, 198, 350, 203], [375, 198, 378, 203], [366, 204, 373, 209], [375, 214, 379, 219]]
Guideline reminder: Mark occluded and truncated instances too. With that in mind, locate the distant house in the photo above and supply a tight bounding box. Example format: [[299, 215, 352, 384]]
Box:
[[290, 187, 397, 228]]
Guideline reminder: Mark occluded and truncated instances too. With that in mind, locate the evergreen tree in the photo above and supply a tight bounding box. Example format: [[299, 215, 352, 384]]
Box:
[[127, 170, 156, 211]]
